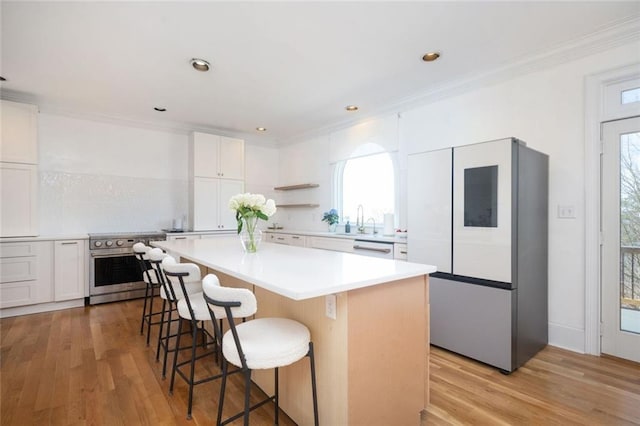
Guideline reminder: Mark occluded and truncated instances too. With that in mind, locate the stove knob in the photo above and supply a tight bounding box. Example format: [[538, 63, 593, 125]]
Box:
[[116, 240, 124, 247], [94, 241, 103, 248], [105, 240, 114, 247]]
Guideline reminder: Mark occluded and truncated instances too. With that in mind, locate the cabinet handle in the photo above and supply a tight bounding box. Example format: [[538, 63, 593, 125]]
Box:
[[400, 250, 407, 254], [175, 237, 187, 240], [277, 237, 285, 241], [61, 241, 78, 245], [292, 236, 300, 239]]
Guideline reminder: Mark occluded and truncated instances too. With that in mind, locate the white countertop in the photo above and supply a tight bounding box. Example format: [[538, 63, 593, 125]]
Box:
[[152, 237, 434, 300], [0, 234, 89, 242], [264, 229, 408, 244]]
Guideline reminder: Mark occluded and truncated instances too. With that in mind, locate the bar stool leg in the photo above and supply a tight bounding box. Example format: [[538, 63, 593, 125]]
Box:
[[243, 369, 252, 426], [155, 299, 167, 362], [309, 342, 319, 426], [169, 317, 183, 393], [219, 359, 231, 425], [146, 286, 156, 346], [274, 367, 279, 426], [186, 319, 199, 420], [140, 283, 150, 335]]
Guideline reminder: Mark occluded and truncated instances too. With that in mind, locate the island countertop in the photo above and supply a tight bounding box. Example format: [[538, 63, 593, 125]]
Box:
[[152, 237, 435, 300]]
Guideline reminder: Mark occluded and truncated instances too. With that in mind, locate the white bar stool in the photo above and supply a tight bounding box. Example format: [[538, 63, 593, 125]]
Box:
[[202, 278, 319, 426], [133, 242, 163, 346], [162, 256, 222, 420]]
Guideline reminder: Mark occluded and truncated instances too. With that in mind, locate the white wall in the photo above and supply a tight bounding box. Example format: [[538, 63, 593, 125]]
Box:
[[276, 39, 640, 353], [37, 113, 278, 235]]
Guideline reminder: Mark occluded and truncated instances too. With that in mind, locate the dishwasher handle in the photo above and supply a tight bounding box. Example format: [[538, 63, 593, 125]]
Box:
[[353, 245, 392, 254]]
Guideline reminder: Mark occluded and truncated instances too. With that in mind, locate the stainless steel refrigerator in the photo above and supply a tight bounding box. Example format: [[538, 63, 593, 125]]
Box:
[[408, 137, 548, 373]]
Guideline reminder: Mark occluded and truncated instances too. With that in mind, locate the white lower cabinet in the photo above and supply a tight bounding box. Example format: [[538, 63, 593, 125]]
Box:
[[266, 233, 307, 247], [54, 240, 86, 301], [394, 243, 408, 261], [307, 236, 354, 253], [0, 241, 53, 308]]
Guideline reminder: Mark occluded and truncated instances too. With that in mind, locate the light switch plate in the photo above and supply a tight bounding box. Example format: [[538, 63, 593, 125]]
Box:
[[325, 294, 337, 320], [557, 205, 576, 219]]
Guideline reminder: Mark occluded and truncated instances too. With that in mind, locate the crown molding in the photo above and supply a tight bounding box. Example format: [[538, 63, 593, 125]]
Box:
[[276, 16, 640, 147], [0, 89, 278, 148]]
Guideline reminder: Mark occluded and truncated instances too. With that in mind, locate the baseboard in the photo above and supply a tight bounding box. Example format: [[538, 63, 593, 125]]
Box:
[[548, 322, 585, 353], [0, 299, 85, 318]]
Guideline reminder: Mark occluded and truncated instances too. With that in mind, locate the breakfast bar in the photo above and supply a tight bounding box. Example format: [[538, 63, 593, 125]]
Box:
[[153, 237, 436, 426]]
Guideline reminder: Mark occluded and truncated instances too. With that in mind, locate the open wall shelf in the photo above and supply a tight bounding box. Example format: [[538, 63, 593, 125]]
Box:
[[274, 183, 319, 191], [276, 203, 320, 208]]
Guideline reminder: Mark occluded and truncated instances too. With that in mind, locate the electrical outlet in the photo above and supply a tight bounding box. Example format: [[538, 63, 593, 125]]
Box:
[[557, 205, 576, 219], [325, 294, 337, 320]]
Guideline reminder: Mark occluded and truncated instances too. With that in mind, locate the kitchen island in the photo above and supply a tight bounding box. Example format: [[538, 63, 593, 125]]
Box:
[[152, 237, 435, 426]]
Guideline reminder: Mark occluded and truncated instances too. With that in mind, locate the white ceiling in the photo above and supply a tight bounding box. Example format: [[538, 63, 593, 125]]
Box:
[[2, 1, 639, 145]]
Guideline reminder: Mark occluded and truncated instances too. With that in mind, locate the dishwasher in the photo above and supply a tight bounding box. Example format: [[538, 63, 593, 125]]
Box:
[[352, 239, 394, 259]]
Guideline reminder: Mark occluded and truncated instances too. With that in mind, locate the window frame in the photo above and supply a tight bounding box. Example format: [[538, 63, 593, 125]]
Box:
[[333, 151, 399, 227]]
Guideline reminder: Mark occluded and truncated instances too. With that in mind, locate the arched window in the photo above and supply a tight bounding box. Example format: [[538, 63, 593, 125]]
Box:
[[337, 152, 396, 226]]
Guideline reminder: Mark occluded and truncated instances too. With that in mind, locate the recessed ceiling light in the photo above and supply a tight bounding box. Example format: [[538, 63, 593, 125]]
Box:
[[422, 52, 441, 62], [0, 76, 6, 81], [256, 127, 267, 132], [154, 107, 166, 112], [190, 58, 211, 72], [345, 105, 359, 111]]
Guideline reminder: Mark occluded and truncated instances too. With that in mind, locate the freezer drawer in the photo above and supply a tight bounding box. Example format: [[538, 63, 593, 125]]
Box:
[[430, 276, 514, 371]]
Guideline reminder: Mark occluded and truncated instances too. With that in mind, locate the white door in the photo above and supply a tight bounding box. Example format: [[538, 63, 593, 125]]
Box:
[[602, 117, 640, 363]]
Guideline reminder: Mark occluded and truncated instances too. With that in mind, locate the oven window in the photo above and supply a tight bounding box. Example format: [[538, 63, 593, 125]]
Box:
[[464, 165, 498, 227], [94, 255, 142, 286]]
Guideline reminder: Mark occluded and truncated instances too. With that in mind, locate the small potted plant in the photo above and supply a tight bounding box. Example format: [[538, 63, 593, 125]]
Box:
[[322, 208, 340, 232]]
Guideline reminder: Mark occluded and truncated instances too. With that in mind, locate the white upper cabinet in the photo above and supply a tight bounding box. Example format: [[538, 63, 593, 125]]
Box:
[[1, 163, 38, 237], [1, 100, 38, 164], [190, 132, 244, 180]]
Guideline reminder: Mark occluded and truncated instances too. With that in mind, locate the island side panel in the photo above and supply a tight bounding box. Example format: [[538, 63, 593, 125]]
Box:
[[347, 274, 429, 426], [253, 287, 349, 426]]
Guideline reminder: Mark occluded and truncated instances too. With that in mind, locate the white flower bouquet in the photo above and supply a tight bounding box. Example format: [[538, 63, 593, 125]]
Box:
[[228, 193, 277, 252]]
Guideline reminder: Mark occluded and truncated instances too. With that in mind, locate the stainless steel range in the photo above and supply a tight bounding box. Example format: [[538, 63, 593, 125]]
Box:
[[89, 232, 166, 304]]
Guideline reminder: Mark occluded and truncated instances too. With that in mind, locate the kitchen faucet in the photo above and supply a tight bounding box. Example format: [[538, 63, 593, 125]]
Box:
[[367, 217, 378, 235], [356, 205, 365, 233]]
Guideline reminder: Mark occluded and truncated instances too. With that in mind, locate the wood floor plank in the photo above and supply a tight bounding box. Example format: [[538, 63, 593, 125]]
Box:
[[2, 300, 639, 425]]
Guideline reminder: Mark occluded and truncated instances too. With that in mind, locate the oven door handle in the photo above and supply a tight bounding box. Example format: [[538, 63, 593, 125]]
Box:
[[90, 251, 133, 258]]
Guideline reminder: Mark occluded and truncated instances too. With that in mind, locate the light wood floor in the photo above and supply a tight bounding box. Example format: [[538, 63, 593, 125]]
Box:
[[1, 299, 639, 425]]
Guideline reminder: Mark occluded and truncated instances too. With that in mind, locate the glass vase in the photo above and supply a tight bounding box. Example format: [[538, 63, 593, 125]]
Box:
[[240, 216, 262, 253], [328, 223, 337, 233]]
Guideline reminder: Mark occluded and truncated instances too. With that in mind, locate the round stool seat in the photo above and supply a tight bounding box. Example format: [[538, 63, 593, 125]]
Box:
[[223, 318, 310, 370]]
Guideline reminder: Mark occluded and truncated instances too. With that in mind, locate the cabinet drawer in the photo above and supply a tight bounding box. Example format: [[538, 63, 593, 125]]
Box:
[[0, 242, 38, 258], [0, 281, 40, 308], [0, 257, 37, 283], [269, 234, 290, 245], [394, 243, 408, 260]]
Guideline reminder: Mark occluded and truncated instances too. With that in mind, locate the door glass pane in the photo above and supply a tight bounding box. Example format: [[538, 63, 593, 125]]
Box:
[[620, 131, 640, 334]]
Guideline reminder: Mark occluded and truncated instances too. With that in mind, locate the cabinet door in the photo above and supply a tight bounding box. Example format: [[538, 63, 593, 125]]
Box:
[[453, 139, 512, 282], [218, 179, 244, 230], [54, 240, 86, 301], [1, 163, 38, 237], [407, 149, 452, 271], [193, 177, 219, 231], [192, 132, 221, 178], [1, 100, 38, 164], [219, 136, 245, 180]]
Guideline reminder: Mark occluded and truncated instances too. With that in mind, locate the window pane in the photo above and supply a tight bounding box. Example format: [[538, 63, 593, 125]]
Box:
[[620, 131, 640, 334], [342, 153, 394, 224], [621, 87, 640, 105]]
